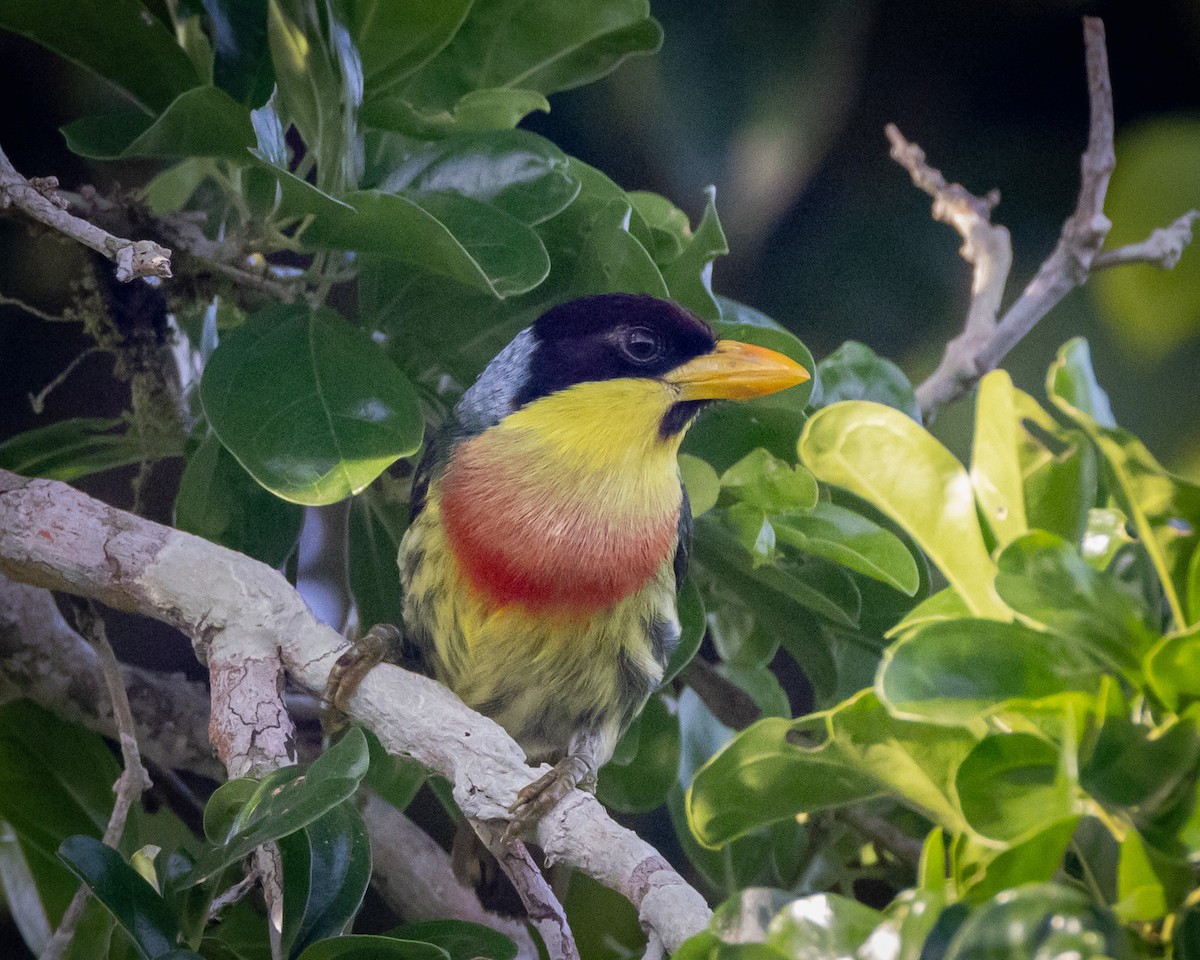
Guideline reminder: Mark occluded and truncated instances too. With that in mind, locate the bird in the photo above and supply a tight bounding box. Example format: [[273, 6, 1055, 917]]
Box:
[[329, 293, 808, 896]]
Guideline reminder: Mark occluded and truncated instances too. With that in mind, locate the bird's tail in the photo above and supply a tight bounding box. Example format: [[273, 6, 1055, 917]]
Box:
[[451, 819, 526, 917]]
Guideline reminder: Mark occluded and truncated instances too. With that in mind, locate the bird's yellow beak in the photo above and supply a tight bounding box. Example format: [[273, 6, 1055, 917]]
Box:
[[665, 340, 810, 401]]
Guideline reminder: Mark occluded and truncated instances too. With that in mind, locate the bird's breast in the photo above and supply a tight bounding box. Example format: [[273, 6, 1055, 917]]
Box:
[[438, 421, 682, 613]]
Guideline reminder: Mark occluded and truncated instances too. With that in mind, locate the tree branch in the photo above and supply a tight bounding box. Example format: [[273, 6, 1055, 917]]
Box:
[[0, 470, 711, 954], [901, 17, 1197, 419], [0, 146, 171, 282]]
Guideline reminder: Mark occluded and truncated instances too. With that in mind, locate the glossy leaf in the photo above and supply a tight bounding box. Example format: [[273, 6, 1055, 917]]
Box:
[[764, 893, 881, 960], [1144, 625, 1200, 711], [175, 431, 304, 568], [296, 936, 449, 960], [940, 883, 1125, 960], [1082, 507, 1134, 570], [0, 0, 199, 114], [200, 306, 423, 505], [687, 691, 976, 847], [61, 86, 254, 161], [960, 817, 1079, 903], [880, 618, 1103, 724], [800, 401, 1008, 618], [402, 0, 662, 108], [598, 695, 680, 813], [955, 734, 1075, 843], [1049, 338, 1200, 627], [661, 186, 728, 321], [813, 341, 920, 421], [662, 579, 706, 688], [57, 835, 179, 959], [0, 418, 181, 482], [361, 88, 550, 138], [970, 370, 1028, 547], [342, 0, 473, 94], [302, 189, 550, 297], [994, 531, 1156, 681], [773, 502, 920, 595], [680, 453, 720, 518], [573, 198, 670, 298], [187, 729, 369, 885], [382, 921, 516, 960], [201, 0, 273, 106], [370, 130, 579, 225], [1012, 388, 1097, 544], [279, 801, 372, 957], [721, 448, 819, 513]]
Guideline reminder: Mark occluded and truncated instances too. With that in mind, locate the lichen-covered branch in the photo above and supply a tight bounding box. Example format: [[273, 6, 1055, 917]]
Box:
[[0, 146, 171, 282], [900, 17, 1197, 419], [0, 470, 711, 954]]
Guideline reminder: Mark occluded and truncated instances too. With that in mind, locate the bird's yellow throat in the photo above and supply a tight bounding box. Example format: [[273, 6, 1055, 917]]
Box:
[[438, 377, 688, 612]]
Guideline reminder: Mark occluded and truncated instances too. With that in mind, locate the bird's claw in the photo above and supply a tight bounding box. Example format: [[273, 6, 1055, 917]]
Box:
[[322, 623, 403, 733], [504, 755, 591, 841]]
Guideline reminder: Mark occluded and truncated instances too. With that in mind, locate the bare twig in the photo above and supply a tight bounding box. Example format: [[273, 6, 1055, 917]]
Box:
[[40, 600, 151, 960], [477, 822, 580, 960], [0, 292, 73, 323], [899, 18, 1197, 419], [363, 795, 539, 960], [1092, 211, 1200, 270], [0, 147, 171, 282], [0, 470, 712, 954]]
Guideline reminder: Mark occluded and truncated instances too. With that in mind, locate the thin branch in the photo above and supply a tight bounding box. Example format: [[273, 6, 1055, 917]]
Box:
[[40, 600, 151, 960], [0, 469, 712, 954], [1092, 210, 1200, 270], [902, 18, 1197, 419], [0, 292, 73, 323], [0, 148, 171, 282], [29, 347, 104, 414], [477, 822, 580, 960]]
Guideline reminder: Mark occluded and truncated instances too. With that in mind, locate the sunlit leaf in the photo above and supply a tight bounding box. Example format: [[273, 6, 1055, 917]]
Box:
[[970, 370, 1029, 547]]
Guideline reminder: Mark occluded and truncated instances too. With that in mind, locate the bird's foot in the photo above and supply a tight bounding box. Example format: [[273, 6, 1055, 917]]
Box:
[[321, 623, 403, 733], [504, 754, 593, 840]]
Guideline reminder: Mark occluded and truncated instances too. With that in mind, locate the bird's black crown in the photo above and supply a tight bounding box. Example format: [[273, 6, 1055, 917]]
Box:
[[514, 294, 717, 408]]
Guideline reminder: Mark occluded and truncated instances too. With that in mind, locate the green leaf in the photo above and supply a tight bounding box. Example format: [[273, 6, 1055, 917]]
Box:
[[401, 0, 662, 107], [629, 191, 691, 263], [861, 889, 947, 960], [382, 921, 516, 960], [773, 502, 919, 595], [1093, 118, 1200, 358], [1014, 389, 1097, 544], [175, 431, 304, 568], [370, 130, 579, 225], [799, 401, 1008, 619], [680, 453, 720, 518], [661, 186, 728, 321], [0, 418, 181, 482], [57, 835, 179, 959], [879, 619, 1102, 725], [572, 198, 670, 298], [144, 158, 213, 215], [296, 936, 449, 960], [188, 729, 369, 886], [994, 531, 1157, 681], [886, 587, 972, 639], [61, 86, 254, 160], [959, 817, 1079, 902], [364, 730, 426, 813], [0, 0, 199, 114], [1081, 507, 1134, 570], [970, 370, 1029, 547], [661, 579, 705, 688], [342, 0, 473, 94], [1115, 830, 1168, 922], [200, 306, 423, 505], [955, 734, 1076, 844], [1049, 339, 1200, 627], [687, 691, 975, 847], [598, 695, 680, 813], [813, 341, 920, 421], [361, 88, 550, 137], [764, 893, 881, 959], [279, 801, 371, 957], [302, 189, 551, 297], [1145, 625, 1200, 711], [940, 883, 1125, 960], [721, 448, 819, 513], [201, 0, 274, 106]]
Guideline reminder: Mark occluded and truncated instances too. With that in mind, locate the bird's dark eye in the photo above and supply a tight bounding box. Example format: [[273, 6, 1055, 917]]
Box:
[[620, 327, 663, 364]]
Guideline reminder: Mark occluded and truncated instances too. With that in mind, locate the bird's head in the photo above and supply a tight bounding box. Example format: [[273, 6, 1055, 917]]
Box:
[[456, 293, 810, 442]]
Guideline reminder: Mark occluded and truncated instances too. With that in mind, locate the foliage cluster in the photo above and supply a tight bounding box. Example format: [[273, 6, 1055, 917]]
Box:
[[0, 1, 1197, 958]]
